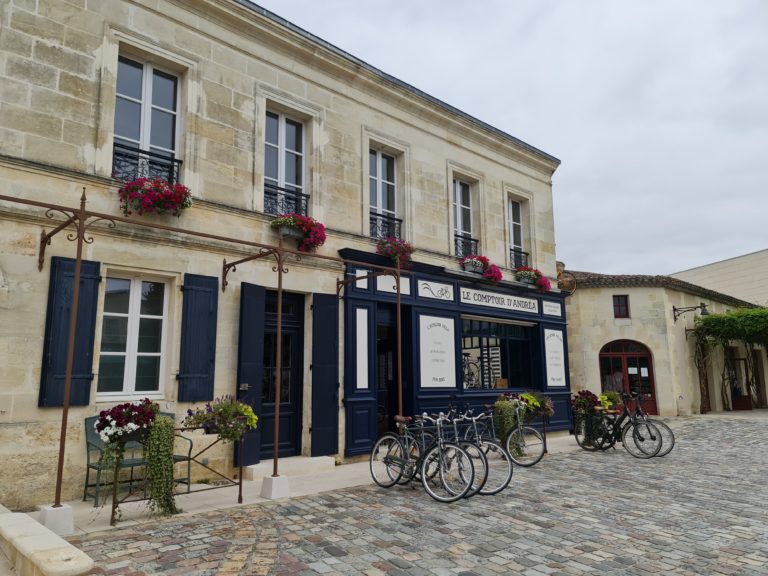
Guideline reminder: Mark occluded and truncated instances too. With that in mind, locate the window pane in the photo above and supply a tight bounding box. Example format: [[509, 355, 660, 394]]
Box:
[[266, 112, 279, 145], [285, 119, 302, 153], [117, 57, 143, 100], [265, 146, 278, 180], [115, 98, 141, 141], [135, 356, 160, 391], [284, 151, 302, 187], [369, 150, 377, 177], [104, 278, 131, 313], [382, 154, 394, 182], [369, 177, 377, 207], [150, 109, 175, 151], [152, 70, 177, 111], [384, 183, 395, 211], [97, 355, 125, 392], [138, 318, 162, 353], [510, 201, 521, 223], [513, 224, 522, 247], [139, 282, 164, 315], [462, 208, 471, 233], [461, 183, 471, 207], [100, 317, 128, 352]]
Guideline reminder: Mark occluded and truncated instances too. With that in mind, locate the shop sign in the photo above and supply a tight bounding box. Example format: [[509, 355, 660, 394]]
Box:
[[459, 287, 539, 314], [544, 329, 566, 387], [377, 275, 411, 295], [419, 315, 456, 388], [417, 280, 454, 301], [542, 301, 562, 316]]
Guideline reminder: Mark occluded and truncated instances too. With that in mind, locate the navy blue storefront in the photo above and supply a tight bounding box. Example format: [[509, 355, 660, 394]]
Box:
[[340, 250, 572, 457]]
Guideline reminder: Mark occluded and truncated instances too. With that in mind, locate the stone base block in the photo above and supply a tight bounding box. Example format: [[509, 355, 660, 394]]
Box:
[[260, 475, 290, 500]]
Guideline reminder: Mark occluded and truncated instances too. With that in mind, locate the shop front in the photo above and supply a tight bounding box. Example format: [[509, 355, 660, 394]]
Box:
[[340, 250, 571, 456]]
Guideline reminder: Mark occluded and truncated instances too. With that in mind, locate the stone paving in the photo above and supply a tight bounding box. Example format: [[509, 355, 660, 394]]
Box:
[[68, 415, 768, 575]]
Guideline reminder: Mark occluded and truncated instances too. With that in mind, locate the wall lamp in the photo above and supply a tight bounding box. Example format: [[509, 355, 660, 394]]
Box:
[[673, 302, 710, 322]]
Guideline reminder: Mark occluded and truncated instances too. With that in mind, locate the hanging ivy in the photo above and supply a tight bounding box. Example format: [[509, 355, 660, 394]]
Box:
[[145, 415, 180, 517]]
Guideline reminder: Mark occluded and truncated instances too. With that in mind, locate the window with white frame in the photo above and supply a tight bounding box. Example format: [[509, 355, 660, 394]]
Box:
[[508, 198, 528, 268], [113, 55, 181, 182], [369, 149, 400, 238], [264, 111, 306, 215], [96, 277, 168, 398], [453, 179, 476, 257]]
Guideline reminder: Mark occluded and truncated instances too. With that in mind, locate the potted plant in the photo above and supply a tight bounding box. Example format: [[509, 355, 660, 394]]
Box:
[[270, 213, 327, 252], [183, 396, 259, 442], [459, 254, 488, 274], [459, 255, 503, 283], [514, 266, 551, 292], [118, 177, 192, 217], [376, 236, 414, 268], [94, 398, 159, 444]]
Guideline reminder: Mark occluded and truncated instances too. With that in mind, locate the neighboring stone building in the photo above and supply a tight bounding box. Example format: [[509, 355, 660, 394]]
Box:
[[671, 249, 768, 307], [0, 1, 568, 508], [565, 270, 765, 417]]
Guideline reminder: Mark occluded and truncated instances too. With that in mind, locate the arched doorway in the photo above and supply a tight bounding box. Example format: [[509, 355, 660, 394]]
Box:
[[599, 340, 657, 415]]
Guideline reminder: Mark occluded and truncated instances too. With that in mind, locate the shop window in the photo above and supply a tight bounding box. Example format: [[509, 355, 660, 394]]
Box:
[[613, 295, 630, 318], [112, 55, 182, 183], [97, 276, 168, 399], [461, 318, 532, 390]]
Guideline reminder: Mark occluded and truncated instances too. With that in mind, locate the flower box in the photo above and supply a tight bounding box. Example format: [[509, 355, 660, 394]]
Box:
[[270, 214, 326, 252], [118, 177, 191, 217], [461, 259, 485, 274]]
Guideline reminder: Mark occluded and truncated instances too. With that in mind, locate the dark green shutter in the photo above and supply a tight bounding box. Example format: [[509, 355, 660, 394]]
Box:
[[178, 274, 218, 402], [39, 257, 100, 407]]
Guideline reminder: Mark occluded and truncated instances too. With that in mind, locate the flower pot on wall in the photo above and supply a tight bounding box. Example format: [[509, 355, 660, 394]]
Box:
[[278, 225, 305, 241], [461, 260, 485, 274]]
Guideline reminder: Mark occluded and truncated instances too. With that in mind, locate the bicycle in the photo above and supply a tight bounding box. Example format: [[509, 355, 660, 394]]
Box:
[[631, 395, 675, 457], [591, 393, 663, 458], [459, 408, 513, 495], [461, 353, 481, 389], [370, 413, 476, 503], [503, 399, 545, 466]]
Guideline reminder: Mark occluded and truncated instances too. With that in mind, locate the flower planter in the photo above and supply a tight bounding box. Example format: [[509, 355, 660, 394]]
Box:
[[278, 225, 305, 240], [516, 276, 536, 284], [116, 428, 148, 445], [461, 260, 485, 274]]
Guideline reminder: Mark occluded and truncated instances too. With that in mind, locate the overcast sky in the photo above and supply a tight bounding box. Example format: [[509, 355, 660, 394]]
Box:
[[253, 1, 767, 275]]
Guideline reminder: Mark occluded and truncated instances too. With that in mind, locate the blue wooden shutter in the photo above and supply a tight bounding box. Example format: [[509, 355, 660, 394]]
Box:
[[235, 282, 266, 466], [178, 274, 218, 402], [39, 257, 100, 407], [311, 293, 339, 456]]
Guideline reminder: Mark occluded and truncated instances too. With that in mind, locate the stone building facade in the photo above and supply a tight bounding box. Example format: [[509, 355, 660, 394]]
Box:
[[0, 0, 567, 508], [565, 271, 765, 416]]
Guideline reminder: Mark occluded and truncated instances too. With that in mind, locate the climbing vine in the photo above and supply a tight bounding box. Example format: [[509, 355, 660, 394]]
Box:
[[145, 415, 180, 516]]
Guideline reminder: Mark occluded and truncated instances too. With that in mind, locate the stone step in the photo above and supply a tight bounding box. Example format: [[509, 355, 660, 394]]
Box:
[[243, 456, 336, 481]]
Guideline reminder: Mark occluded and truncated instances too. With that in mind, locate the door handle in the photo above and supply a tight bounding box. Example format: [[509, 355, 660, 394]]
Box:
[[239, 382, 250, 391]]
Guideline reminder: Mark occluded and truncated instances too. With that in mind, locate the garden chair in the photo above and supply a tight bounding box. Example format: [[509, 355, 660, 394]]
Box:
[[82, 415, 147, 507], [83, 413, 193, 506]]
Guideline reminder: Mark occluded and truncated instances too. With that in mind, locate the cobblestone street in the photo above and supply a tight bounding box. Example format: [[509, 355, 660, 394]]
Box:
[[69, 415, 768, 575]]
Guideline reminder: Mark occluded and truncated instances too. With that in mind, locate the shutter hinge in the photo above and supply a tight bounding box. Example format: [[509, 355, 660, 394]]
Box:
[[309, 364, 313, 371], [179, 285, 185, 292]]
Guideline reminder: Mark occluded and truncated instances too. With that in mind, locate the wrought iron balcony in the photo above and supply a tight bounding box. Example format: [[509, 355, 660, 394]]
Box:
[[112, 142, 182, 183], [454, 235, 479, 259], [264, 183, 309, 216], [369, 211, 402, 240], [510, 248, 529, 269]]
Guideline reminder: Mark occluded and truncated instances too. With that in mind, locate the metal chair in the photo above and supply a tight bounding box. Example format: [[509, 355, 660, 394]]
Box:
[[83, 413, 193, 506], [82, 415, 147, 507]]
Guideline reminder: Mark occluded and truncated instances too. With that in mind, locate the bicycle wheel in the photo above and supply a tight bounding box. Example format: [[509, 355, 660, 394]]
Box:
[[646, 419, 675, 457], [573, 413, 600, 451], [621, 421, 662, 459], [421, 443, 474, 503], [370, 433, 404, 487], [396, 434, 422, 485], [506, 426, 545, 466], [478, 439, 513, 496], [458, 441, 488, 498], [464, 362, 481, 389]]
